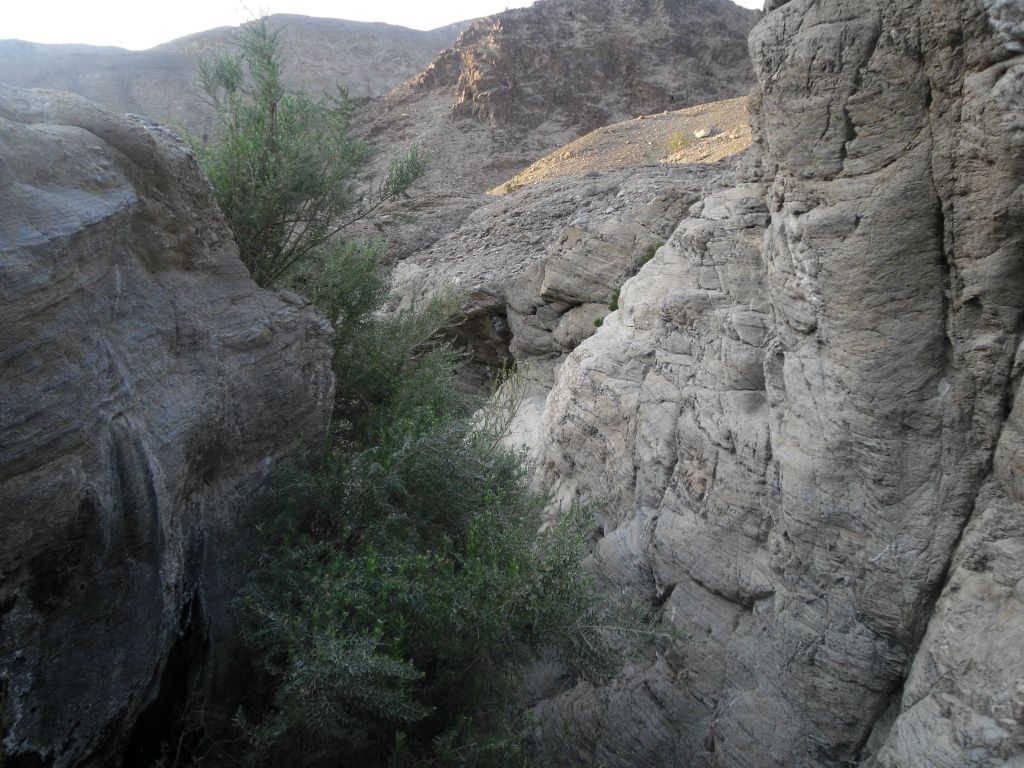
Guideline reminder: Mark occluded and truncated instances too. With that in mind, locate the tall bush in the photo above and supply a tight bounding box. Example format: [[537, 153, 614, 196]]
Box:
[[195, 18, 425, 286], [234, 244, 633, 767], [180, 18, 670, 768]]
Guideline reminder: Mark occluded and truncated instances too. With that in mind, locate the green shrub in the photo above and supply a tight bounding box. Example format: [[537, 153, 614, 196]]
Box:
[[665, 130, 690, 156], [231, 245, 639, 767], [608, 288, 621, 312], [639, 241, 663, 269], [193, 18, 425, 286], [601, 241, 662, 321], [177, 19, 672, 767]]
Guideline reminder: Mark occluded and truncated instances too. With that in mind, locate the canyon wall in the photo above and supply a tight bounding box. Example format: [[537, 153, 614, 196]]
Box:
[[0, 87, 334, 766], [521, 0, 1023, 764]]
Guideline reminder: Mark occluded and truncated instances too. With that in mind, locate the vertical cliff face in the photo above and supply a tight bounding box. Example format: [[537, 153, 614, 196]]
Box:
[[0, 87, 334, 767], [529, 0, 1024, 764]]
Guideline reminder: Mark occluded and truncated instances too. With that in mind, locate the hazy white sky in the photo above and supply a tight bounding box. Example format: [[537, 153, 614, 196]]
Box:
[[5, 0, 763, 50]]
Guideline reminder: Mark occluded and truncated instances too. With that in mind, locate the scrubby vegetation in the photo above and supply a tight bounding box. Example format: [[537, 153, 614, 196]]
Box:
[[639, 241, 663, 269], [664, 129, 690, 156], [194, 18, 425, 287], [175, 17, 669, 768], [233, 244, 629, 767]]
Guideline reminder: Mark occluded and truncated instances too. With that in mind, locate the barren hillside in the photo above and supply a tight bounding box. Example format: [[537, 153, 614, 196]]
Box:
[[490, 95, 752, 194], [0, 15, 470, 135], [359, 0, 759, 258]]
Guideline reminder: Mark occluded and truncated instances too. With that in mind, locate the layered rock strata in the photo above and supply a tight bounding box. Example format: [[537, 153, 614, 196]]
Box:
[[408, 0, 756, 132], [392, 163, 728, 395], [0, 87, 334, 766], [525, 0, 1024, 764]]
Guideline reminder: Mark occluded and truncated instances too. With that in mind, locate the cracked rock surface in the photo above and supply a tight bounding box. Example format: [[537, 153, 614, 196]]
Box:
[[0, 87, 334, 767], [392, 162, 728, 398], [480, 0, 1024, 764]]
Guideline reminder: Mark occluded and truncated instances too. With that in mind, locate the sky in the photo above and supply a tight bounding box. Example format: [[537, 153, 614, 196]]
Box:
[[4, 0, 764, 50]]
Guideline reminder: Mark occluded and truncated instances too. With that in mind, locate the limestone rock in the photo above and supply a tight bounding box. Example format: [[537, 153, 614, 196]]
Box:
[[0, 87, 334, 767], [391, 162, 727, 394], [523, 0, 1024, 765]]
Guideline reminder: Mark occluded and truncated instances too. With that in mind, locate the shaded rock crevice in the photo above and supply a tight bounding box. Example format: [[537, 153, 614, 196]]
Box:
[[122, 588, 209, 768]]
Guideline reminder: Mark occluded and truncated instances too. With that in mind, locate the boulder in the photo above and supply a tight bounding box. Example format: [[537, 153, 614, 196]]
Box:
[[0, 87, 334, 767]]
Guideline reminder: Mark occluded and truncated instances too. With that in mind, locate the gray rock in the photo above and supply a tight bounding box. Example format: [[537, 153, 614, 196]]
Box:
[[523, 0, 1024, 765], [358, 0, 759, 261], [390, 163, 726, 395], [0, 87, 334, 767], [0, 16, 470, 136]]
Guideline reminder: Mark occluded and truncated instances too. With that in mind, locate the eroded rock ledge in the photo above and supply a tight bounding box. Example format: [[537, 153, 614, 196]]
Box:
[[0, 87, 334, 767]]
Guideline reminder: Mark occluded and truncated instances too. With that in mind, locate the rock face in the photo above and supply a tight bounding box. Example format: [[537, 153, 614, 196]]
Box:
[[0, 87, 334, 766], [360, 0, 759, 260], [449, 0, 1022, 764], [0, 15, 470, 135], [392, 163, 728, 394]]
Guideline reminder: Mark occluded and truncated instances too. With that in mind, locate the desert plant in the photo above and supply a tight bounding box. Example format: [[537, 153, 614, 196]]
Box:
[[638, 241, 663, 269], [231, 247, 639, 766], [194, 17, 426, 286], [608, 287, 621, 312], [665, 130, 690, 156], [178, 22, 672, 767], [600, 241, 662, 321]]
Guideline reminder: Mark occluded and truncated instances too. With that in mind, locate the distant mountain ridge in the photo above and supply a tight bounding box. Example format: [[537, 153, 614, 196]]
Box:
[[0, 0, 760, 262], [0, 15, 471, 134]]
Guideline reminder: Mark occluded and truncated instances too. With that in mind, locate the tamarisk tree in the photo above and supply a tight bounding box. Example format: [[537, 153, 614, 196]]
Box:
[[195, 17, 425, 286]]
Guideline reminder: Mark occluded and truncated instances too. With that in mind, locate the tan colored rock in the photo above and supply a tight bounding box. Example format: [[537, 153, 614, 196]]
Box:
[[553, 303, 609, 348], [0, 87, 334, 767], [490, 97, 754, 195]]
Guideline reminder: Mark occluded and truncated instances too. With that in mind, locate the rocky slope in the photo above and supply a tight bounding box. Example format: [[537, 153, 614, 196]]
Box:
[[393, 162, 729, 392], [395, 0, 1024, 764], [489, 96, 752, 194], [359, 0, 759, 259], [0, 15, 469, 135], [0, 86, 334, 767]]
